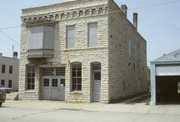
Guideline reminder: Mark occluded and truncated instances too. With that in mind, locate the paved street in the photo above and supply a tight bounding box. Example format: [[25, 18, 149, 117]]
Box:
[[1, 100, 180, 122], [1, 106, 180, 122]]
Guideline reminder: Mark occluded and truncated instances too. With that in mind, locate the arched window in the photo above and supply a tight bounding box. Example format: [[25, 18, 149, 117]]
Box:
[[71, 62, 82, 91], [26, 64, 35, 90]]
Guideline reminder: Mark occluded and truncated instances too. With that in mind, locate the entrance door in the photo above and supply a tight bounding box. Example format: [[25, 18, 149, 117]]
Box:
[[92, 71, 101, 102], [42, 76, 65, 100]]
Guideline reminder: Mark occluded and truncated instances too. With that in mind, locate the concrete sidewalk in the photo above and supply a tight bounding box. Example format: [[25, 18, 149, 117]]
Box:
[[3, 100, 180, 115]]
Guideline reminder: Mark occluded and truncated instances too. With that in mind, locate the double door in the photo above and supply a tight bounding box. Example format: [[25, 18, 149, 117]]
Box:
[[42, 76, 65, 100]]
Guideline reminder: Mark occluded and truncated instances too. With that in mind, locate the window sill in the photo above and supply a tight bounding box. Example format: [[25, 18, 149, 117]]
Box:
[[62, 47, 108, 51], [25, 90, 36, 93], [69, 91, 83, 95]]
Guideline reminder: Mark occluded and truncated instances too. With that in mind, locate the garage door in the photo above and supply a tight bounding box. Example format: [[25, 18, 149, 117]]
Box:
[[42, 76, 65, 100]]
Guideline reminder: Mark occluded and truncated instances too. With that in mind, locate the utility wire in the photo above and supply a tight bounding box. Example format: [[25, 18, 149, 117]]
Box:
[[0, 0, 179, 30], [129, 0, 180, 10], [0, 30, 19, 45], [0, 25, 20, 30]]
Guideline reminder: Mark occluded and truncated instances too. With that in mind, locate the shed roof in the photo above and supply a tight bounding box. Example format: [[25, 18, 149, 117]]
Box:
[[151, 49, 180, 64]]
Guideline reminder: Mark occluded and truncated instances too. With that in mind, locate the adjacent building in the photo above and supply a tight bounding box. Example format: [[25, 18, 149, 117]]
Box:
[[19, 0, 147, 103], [151, 49, 180, 105], [0, 52, 19, 91]]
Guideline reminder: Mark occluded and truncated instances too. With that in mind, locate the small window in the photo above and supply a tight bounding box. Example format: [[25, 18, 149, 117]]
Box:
[[1, 80, 5, 86], [92, 63, 101, 81], [56, 68, 65, 76], [88, 23, 98, 47], [2, 65, 5, 73], [43, 68, 54, 76], [94, 72, 101, 80], [26, 64, 35, 90], [9, 66, 13, 74], [66, 25, 75, 48], [61, 79, 65, 87], [52, 79, 58, 87], [8, 80, 12, 88], [71, 63, 82, 91], [43, 79, 49, 87]]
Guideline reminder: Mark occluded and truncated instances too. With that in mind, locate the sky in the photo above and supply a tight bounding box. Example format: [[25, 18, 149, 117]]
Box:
[[0, 0, 180, 65]]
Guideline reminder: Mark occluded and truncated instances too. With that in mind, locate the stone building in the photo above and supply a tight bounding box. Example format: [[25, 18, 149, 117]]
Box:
[[0, 52, 19, 91], [19, 0, 147, 103]]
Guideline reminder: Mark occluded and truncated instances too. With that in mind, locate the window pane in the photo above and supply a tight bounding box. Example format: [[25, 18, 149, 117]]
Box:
[[2, 65, 5, 73], [9, 66, 13, 74], [61, 79, 65, 87], [27, 64, 35, 90], [44, 79, 49, 87], [28, 26, 43, 49], [52, 79, 58, 87], [1, 80, 5, 86], [67, 26, 75, 48], [56, 68, 65, 76], [8, 80, 12, 88], [94, 72, 101, 80], [71, 63, 82, 91], [88, 23, 98, 47]]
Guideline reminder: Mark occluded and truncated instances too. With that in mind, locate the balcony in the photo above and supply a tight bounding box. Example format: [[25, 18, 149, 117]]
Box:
[[27, 49, 54, 58], [27, 26, 54, 59]]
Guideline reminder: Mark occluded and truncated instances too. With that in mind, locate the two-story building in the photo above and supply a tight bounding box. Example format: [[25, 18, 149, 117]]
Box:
[[19, 0, 147, 103], [0, 52, 19, 91]]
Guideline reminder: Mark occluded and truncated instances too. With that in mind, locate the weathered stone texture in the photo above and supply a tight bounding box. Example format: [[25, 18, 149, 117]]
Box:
[[19, 0, 147, 103]]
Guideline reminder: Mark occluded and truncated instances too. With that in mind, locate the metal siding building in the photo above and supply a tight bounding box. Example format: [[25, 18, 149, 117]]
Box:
[[151, 49, 180, 105]]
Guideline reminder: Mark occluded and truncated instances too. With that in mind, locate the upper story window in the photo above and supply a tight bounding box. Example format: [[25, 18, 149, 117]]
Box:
[[9, 65, 13, 74], [66, 26, 75, 49], [1, 65, 5, 73], [88, 23, 98, 47], [28, 26, 54, 50]]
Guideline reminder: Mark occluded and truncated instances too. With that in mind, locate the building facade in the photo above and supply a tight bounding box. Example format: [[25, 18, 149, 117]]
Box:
[[19, 0, 147, 103], [0, 52, 19, 91], [151, 49, 180, 105]]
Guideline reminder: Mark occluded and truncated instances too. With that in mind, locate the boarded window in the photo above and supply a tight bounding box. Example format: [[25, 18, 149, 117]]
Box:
[[28, 26, 54, 50], [66, 26, 75, 48], [88, 23, 98, 47]]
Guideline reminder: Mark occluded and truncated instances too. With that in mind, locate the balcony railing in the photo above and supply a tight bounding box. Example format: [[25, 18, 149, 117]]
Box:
[[27, 49, 54, 58]]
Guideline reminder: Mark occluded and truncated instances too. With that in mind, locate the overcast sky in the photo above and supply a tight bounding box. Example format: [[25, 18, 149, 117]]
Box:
[[0, 0, 180, 65]]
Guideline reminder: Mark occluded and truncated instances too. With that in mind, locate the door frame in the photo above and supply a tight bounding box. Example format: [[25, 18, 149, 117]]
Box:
[[42, 76, 65, 100], [91, 69, 101, 102]]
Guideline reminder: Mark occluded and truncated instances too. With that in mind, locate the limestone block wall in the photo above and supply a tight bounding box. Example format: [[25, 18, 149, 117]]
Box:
[[108, 1, 147, 102], [19, 0, 109, 102], [59, 10, 109, 103]]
